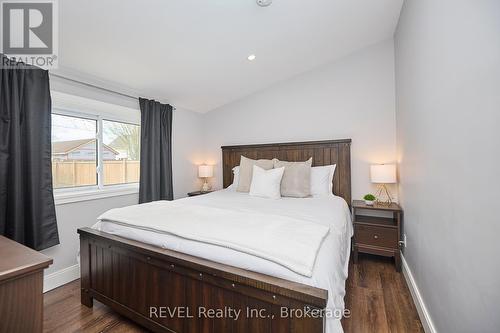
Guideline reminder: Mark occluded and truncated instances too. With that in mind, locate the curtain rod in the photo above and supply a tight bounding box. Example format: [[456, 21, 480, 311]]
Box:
[[49, 73, 176, 110], [49, 73, 139, 100]]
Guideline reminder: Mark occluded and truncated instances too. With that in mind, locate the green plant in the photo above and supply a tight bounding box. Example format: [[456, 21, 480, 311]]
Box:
[[363, 194, 376, 201]]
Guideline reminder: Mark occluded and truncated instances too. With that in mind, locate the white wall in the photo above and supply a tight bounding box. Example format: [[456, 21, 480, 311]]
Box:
[[50, 74, 140, 110], [41, 194, 138, 275], [395, 1, 500, 332], [202, 40, 397, 200], [43, 77, 204, 281], [172, 107, 205, 198]]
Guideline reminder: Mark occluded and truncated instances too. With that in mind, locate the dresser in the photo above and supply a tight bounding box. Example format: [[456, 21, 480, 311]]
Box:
[[0, 236, 53, 333]]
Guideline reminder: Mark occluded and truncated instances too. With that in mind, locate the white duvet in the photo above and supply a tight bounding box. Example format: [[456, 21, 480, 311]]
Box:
[[98, 199, 330, 277], [93, 190, 352, 333]]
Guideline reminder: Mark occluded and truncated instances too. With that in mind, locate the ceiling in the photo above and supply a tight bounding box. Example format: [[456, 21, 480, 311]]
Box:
[[57, 0, 403, 113]]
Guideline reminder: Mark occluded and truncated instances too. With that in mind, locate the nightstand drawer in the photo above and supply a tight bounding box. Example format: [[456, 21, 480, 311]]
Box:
[[355, 225, 398, 248]]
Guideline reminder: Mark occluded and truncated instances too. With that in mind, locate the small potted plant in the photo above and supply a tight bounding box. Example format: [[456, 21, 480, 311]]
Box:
[[363, 194, 376, 206]]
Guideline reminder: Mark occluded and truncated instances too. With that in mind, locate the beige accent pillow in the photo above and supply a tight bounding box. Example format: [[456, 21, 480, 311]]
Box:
[[273, 158, 312, 198], [236, 156, 274, 192]]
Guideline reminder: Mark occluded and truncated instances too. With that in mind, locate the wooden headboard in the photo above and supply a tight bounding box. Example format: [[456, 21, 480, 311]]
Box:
[[221, 139, 352, 205]]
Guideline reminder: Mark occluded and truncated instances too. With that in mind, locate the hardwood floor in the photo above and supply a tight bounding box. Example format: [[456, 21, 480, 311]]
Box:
[[342, 254, 424, 333], [43, 254, 423, 333]]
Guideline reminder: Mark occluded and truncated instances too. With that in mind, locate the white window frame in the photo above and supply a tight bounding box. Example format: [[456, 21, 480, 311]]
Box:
[[51, 91, 140, 205]]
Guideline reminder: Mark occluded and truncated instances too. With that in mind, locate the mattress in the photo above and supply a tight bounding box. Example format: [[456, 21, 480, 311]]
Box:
[[93, 189, 353, 333]]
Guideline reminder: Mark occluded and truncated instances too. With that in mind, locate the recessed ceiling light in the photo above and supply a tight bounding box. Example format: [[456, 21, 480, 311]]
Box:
[[256, 0, 272, 7], [247, 54, 256, 61]]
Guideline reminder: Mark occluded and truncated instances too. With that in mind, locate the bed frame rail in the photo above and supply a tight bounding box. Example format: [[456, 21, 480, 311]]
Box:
[[78, 227, 327, 333]]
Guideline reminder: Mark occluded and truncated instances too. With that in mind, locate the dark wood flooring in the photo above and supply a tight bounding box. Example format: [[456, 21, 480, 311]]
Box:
[[342, 254, 423, 333], [43, 254, 423, 333]]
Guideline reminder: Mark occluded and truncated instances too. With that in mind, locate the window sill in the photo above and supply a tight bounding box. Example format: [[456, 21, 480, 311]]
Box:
[[54, 184, 139, 205]]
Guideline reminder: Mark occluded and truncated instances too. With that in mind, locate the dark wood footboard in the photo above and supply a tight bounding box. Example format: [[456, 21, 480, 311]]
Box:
[[78, 227, 327, 333]]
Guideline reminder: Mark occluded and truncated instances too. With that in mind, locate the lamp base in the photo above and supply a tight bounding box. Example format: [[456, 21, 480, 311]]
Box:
[[375, 184, 393, 205], [201, 179, 211, 192]]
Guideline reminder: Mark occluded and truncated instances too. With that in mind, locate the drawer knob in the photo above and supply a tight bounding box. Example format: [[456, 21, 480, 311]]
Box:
[[374, 235, 379, 239]]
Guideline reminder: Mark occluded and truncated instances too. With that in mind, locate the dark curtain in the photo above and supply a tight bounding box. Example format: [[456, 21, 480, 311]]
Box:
[[0, 56, 59, 250], [139, 98, 173, 203]]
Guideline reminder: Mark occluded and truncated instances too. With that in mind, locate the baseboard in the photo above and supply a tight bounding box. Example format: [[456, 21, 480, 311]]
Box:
[[401, 253, 437, 333], [43, 264, 80, 293]]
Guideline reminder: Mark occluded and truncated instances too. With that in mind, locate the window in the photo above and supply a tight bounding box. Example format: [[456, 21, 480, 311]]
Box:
[[51, 113, 140, 191], [52, 114, 98, 189], [102, 120, 140, 185]]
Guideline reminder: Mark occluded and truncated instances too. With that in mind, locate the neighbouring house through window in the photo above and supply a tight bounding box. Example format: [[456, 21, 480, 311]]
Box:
[[51, 114, 140, 190]]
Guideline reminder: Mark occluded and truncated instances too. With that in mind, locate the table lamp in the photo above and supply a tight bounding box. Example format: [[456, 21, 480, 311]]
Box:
[[198, 165, 213, 192], [370, 164, 396, 205]]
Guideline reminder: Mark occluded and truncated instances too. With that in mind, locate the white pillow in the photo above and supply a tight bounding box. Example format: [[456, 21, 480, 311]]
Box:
[[237, 156, 274, 192], [249, 165, 285, 199], [310, 164, 336, 196], [227, 166, 240, 191]]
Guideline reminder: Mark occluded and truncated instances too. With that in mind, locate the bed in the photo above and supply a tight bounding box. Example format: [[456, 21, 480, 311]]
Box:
[[78, 139, 352, 333]]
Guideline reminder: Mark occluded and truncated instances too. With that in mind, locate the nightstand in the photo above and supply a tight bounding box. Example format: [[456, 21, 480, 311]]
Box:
[[187, 191, 213, 197], [352, 200, 402, 271]]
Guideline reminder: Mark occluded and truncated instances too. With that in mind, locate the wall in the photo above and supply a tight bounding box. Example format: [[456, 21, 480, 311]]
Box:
[[50, 74, 140, 110], [202, 40, 397, 200], [42, 77, 204, 281], [172, 106, 206, 198], [394, 1, 500, 332], [41, 193, 138, 276]]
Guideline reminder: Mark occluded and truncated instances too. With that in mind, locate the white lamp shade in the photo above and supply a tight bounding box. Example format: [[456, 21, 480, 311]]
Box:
[[370, 164, 397, 184], [198, 165, 213, 178]]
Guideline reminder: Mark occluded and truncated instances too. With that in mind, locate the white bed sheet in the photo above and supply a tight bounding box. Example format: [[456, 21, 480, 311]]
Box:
[[93, 190, 353, 333]]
